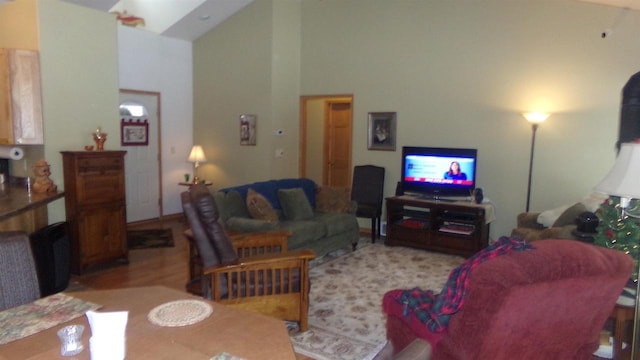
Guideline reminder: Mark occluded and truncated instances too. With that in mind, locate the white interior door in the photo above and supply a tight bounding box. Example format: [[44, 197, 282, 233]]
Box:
[[119, 90, 161, 223]]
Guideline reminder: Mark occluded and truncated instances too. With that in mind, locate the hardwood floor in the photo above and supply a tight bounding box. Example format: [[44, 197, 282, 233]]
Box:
[[73, 215, 190, 291], [73, 215, 314, 360]]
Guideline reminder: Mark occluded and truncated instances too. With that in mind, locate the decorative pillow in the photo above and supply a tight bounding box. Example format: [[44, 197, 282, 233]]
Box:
[[214, 190, 249, 222], [246, 188, 278, 223], [552, 202, 587, 227], [277, 188, 314, 221], [316, 186, 352, 213]]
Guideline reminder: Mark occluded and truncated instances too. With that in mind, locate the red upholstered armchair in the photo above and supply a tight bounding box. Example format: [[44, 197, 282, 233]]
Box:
[[382, 239, 633, 360]]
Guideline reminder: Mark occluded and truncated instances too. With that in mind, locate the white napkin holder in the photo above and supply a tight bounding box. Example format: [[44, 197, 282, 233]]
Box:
[[86, 310, 128, 360]]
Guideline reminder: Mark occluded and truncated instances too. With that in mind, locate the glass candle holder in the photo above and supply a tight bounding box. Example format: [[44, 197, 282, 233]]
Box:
[[57, 324, 85, 356]]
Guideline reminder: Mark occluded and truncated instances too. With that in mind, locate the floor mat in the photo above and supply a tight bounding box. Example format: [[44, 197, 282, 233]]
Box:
[[127, 229, 174, 250]]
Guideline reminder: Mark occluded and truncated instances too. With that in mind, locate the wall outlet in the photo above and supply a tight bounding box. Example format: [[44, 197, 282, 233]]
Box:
[[380, 221, 387, 237], [275, 129, 285, 136], [275, 149, 284, 157]]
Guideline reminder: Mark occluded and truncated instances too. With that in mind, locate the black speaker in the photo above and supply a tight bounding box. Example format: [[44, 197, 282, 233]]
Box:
[[395, 181, 404, 196], [474, 188, 484, 204], [0, 158, 9, 180], [29, 222, 71, 297]]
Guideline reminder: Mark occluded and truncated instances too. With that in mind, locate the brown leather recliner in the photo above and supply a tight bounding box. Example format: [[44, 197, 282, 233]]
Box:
[[181, 184, 316, 331]]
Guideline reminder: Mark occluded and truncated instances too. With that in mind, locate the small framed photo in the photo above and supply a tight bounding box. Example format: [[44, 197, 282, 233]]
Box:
[[240, 114, 257, 146], [120, 119, 149, 146], [367, 112, 396, 151]]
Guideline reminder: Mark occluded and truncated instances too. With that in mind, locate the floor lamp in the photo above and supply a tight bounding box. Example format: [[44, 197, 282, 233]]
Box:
[[594, 141, 640, 358], [188, 145, 207, 184], [523, 112, 549, 212]]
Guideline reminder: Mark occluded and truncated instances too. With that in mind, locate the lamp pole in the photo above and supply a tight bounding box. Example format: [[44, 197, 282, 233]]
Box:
[[525, 123, 539, 212], [522, 112, 549, 212]]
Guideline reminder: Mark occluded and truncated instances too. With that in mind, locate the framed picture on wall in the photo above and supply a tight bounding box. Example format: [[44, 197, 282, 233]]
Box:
[[367, 112, 396, 151], [121, 119, 149, 146], [240, 114, 257, 146]]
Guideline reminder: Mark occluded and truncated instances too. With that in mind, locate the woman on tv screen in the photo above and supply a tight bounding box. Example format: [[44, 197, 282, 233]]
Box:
[[444, 161, 467, 180]]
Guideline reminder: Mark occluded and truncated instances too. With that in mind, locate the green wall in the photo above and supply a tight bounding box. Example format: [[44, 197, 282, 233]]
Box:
[[193, 0, 640, 239], [38, 0, 119, 223], [193, 0, 301, 186]]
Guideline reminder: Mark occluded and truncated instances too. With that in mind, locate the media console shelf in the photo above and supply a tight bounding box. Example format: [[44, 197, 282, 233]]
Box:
[[385, 195, 492, 257]]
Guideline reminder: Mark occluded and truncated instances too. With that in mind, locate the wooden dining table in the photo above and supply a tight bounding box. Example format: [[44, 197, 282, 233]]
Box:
[[0, 286, 297, 359]]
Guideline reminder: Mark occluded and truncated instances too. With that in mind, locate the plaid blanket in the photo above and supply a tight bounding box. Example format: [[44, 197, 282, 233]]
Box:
[[391, 236, 533, 332]]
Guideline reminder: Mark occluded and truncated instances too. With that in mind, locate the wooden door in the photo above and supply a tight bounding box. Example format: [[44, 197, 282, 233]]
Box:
[[299, 95, 353, 187], [323, 101, 352, 187]]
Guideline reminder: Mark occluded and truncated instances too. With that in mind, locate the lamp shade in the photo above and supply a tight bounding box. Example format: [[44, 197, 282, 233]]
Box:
[[523, 112, 549, 124], [594, 142, 640, 199], [188, 145, 207, 164]]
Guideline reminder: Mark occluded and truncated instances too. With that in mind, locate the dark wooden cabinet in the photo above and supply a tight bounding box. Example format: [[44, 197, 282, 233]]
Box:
[[385, 195, 490, 257], [61, 151, 127, 274]]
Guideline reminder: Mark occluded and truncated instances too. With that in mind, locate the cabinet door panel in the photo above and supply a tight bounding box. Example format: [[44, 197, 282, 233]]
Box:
[[9, 49, 43, 144], [0, 50, 14, 144], [77, 174, 125, 205], [77, 205, 126, 265]]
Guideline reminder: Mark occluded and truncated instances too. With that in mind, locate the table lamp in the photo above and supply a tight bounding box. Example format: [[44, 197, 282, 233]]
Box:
[[594, 140, 640, 358], [188, 145, 207, 184]]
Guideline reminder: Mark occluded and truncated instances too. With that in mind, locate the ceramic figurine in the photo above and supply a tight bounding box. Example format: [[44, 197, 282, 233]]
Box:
[[32, 159, 57, 193]]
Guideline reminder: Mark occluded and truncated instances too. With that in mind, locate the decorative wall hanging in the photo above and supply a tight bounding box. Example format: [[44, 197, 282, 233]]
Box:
[[240, 114, 257, 146], [111, 11, 146, 27], [121, 119, 149, 146], [367, 112, 397, 151]]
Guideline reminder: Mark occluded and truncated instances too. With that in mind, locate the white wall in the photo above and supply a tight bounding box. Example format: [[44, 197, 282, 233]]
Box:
[[117, 25, 193, 216]]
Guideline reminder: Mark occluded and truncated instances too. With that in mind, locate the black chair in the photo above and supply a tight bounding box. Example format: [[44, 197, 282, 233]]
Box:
[[351, 165, 385, 243]]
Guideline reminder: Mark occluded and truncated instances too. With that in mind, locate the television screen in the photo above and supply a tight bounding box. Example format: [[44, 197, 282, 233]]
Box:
[[402, 146, 477, 198]]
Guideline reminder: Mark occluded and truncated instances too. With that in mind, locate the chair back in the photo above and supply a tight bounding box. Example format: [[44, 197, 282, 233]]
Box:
[[0, 231, 40, 310], [402, 240, 632, 359], [181, 184, 239, 268], [351, 165, 385, 213]]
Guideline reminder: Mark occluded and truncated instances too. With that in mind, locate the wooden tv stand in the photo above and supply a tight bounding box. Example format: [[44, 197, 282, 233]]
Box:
[[385, 195, 491, 257]]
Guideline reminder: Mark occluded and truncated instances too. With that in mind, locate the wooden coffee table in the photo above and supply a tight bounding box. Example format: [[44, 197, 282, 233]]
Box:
[[0, 286, 296, 359]]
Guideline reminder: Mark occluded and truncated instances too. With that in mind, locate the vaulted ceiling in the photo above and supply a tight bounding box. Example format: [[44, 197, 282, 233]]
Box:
[[61, 0, 253, 41], [1, 0, 638, 41]]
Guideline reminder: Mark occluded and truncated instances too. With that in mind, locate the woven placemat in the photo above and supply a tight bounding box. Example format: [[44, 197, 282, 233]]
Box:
[[0, 293, 101, 345], [148, 300, 212, 327]]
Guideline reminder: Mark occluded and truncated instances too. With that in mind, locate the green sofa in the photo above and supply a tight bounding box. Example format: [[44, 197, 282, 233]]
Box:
[[213, 178, 360, 258]]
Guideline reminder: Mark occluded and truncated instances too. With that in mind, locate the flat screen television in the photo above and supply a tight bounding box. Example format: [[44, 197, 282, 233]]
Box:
[[401, 146, 478, 199]]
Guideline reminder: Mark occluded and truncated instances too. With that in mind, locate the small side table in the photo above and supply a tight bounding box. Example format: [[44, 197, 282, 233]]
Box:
[[610, 302, 634, 360], [179, 182, 212, 187]]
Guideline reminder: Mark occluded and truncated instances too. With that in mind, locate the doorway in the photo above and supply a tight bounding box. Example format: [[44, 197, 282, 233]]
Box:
[[299, 95, 353, 187], [119, 89, 162, 223]]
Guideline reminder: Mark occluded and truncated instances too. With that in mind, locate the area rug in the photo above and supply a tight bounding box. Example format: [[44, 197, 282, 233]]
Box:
[[290, 241, 465, 360], [127, 228, 174, 250]]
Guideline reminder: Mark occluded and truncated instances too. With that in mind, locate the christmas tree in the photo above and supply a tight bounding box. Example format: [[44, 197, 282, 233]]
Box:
[[594, 196, 640, 281]]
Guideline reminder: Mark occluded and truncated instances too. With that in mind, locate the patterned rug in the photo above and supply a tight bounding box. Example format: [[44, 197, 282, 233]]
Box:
[[0, 293, 101, 345], [290, 240, 465, 360], [127, 229, 174, 250]]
